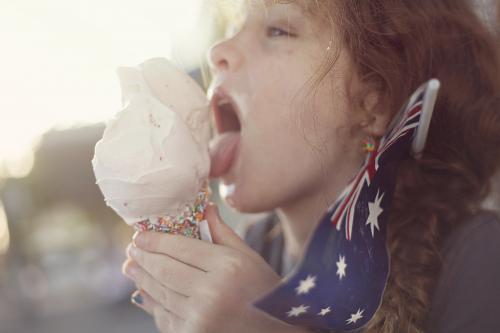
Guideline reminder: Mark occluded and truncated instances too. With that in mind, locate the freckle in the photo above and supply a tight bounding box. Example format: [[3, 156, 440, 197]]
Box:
[[160, 156, 163, 161]]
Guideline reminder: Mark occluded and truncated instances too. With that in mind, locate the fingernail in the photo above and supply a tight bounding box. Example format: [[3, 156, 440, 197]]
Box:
[[132, 231, 146, 248], [123, 261, 138, 278], [132, 231, 140, 243], [131, 290, 143, 305], [133, 231, 145, 248], [207, 202, 216, 212], [128, 245, 140, 259]]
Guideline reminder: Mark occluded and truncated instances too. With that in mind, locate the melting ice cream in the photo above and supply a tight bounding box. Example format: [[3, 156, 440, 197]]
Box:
[[92, 58, 211, 227]]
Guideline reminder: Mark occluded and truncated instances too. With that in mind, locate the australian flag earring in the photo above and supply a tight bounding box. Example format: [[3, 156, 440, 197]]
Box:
[[362, 137, 376, 153]]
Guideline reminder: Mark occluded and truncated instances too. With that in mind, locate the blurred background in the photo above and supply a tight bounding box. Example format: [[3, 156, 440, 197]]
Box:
[[0, 0, 250, 332], [0, 1, 499, 333]]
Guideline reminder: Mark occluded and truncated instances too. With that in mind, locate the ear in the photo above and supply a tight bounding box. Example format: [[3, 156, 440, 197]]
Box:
[[358, 90, 392, 139]]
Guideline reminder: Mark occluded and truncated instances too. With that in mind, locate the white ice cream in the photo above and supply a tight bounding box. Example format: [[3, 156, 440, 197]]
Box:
[[92, 58, 211, 225]]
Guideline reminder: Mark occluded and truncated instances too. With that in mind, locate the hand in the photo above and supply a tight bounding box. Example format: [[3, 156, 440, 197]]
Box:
[[122, 203, 308, 333]]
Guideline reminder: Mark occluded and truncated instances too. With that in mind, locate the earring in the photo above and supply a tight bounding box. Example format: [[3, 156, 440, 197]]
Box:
[[362, 137, 376, 153]]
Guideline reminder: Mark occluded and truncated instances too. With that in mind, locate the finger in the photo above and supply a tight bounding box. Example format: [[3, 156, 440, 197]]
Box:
[[153, 306, 184, 333], [123, 260, 189, 318], [130, 289, 158, 316], [127, 243, 205, 296], [204, 203, 260, 259], [133, 230, 225, 272]]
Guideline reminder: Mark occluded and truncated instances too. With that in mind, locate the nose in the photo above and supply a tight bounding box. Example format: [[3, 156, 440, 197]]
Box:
[[207, 38, 243, 73]]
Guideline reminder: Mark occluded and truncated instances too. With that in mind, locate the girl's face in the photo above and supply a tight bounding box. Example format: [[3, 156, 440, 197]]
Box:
[[208, 1, 365, 213]]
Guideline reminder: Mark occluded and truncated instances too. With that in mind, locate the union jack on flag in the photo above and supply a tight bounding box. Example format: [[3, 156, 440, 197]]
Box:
[[254, 79, 440, 331]]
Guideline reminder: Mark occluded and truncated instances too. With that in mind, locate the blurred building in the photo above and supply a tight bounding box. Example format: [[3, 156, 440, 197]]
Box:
[[0, 125, 157, 333]]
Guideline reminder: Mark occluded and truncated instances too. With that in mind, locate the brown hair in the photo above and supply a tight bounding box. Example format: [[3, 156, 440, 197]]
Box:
[[306, 0, 500, 332], [211, 0, 500, 331]]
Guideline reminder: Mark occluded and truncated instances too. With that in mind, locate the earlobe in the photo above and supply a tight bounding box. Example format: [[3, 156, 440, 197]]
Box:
[[363, 112, 392, 138], [359, 91, 391, 138]]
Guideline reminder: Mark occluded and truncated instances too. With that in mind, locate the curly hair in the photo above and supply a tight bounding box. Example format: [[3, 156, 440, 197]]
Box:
[[318, 1, 500, 332], [212, 0, 500, 331]]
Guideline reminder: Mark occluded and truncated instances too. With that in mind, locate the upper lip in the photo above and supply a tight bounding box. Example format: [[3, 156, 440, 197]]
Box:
[[209, 86, 242, 134]]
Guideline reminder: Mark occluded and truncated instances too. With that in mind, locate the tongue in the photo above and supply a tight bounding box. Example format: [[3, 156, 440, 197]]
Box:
[[209, 132, 241, 178]]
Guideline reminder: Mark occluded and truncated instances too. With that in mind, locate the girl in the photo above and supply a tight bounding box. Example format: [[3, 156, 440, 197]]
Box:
[[123, 0, 500, 332]]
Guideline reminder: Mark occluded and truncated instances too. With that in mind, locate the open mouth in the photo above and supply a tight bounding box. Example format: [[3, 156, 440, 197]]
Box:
[[208, 89, 243, 178], [210, 91, 242, 134]]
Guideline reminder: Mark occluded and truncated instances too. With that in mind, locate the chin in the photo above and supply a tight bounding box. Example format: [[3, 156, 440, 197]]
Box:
[[219, 182, 279, 214]]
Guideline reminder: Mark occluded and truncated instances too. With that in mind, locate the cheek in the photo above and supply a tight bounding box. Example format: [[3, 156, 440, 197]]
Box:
[[229, 102, 343, 213], [226, 62, 350, 212], [234, 127, 337, 213]]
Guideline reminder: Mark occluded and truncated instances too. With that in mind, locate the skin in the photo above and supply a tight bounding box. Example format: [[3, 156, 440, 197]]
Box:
[[123, 1, 391, 332], [124, 204, 309, 333]]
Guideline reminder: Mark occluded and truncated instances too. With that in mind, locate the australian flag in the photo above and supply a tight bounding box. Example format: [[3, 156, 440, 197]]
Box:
[[254, 79, 441, 331]]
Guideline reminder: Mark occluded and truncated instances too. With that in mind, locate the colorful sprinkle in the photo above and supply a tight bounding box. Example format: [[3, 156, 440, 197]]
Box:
[[132, 182, 209, 239]]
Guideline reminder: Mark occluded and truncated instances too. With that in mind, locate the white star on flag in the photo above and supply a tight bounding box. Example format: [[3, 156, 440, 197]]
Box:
[[346, 309, 364, 325], [336, 255, 347, 280], [366, 190, 384, 237], [318, 307, 332, 316], [287, 304, 309, 317], [295, 275, 317, 295]]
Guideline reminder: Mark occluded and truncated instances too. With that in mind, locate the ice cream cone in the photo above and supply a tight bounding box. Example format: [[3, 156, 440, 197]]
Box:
[[92, 58, 213, 242], [133, 181, 212, 242]]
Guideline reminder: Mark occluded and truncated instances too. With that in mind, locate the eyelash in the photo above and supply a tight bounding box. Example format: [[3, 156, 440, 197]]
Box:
[[266, 26, 296, 38]]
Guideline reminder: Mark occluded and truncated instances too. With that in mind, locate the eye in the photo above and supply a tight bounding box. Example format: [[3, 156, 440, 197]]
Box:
[[266, 26, 296, 38]]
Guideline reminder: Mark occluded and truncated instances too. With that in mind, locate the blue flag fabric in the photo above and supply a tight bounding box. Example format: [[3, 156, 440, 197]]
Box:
[[254, 79, 441, 331]]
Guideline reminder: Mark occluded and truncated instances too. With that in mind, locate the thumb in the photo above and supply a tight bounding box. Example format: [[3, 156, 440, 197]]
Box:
[[204, 203, 255, 256]]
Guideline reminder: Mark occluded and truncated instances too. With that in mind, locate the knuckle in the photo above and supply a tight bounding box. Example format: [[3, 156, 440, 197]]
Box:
[[195, 290, 225, 318], [191, 307, 216, 332], [221, 254, 244, 275], [194, 284, 219, 303]]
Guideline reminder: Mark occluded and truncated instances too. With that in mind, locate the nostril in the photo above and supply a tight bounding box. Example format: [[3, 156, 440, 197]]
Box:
[[218, 59, 229, 70], [208, 41, 229, 71], [208, 38, 241, 73]]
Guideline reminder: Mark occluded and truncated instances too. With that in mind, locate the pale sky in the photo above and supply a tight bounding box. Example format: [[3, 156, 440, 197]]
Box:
[[0, 0, 213, 177]]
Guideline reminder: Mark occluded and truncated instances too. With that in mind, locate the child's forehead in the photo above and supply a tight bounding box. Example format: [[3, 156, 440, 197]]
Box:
[[237, 0, 321, 27], [245, 0, 307, 14], [218, 0, 321, 17], [218, 0, 327, 35]]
